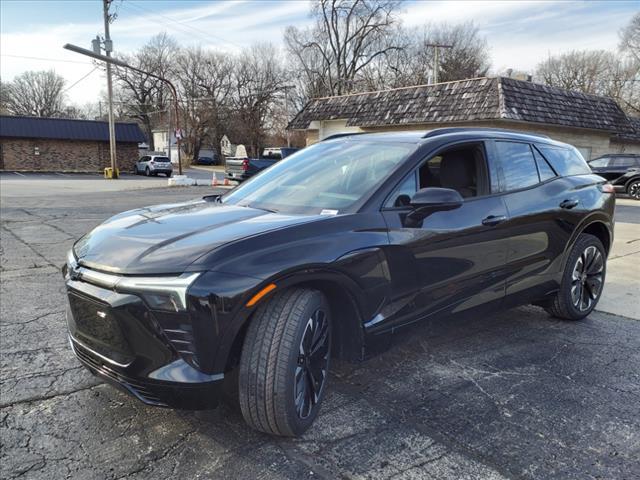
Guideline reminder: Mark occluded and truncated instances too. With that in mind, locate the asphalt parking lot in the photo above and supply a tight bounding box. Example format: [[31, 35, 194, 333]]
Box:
[[1, 179, 639, 479]]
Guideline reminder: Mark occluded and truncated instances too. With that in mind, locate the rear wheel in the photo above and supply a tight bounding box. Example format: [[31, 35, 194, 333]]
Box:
[[239, 288, 331, 436], [628, 180, 640, 200], [545, 234, 606, 320]]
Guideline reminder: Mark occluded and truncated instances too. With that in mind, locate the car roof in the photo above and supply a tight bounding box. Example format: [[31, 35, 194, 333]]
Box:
[[591, 153, 640, 159], [322, 127, 569, 148]]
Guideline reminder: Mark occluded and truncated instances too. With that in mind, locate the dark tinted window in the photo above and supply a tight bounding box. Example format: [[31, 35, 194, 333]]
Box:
[[611, 156, 637, 167], [537, 145, 591, 176], [495, 141, 539, 190], [154, 156, 170, 162], [532, 147, 557, 181]]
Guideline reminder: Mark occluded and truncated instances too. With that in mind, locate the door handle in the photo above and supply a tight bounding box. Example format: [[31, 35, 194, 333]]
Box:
[[559, 199, 579, 209], [482, 215, 507, 226]]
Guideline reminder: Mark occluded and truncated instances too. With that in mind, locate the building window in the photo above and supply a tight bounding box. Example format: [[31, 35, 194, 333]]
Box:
[[575, 146, 592, 161]]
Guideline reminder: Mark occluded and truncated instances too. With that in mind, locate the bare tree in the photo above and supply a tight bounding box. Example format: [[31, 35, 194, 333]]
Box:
[[2, 70, 67, 117], [285, 0, 403, 97], [536, 50, 639, 114], [113, 33, 177, 150], [620, 12, 640, 62], [232, 44, 289, 156]]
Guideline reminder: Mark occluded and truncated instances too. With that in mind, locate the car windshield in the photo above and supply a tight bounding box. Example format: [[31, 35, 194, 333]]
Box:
[[222, 140, 414, 214]]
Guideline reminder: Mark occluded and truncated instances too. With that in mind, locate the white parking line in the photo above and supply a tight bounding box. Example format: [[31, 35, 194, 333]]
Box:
[[13, 172, 26, 177]]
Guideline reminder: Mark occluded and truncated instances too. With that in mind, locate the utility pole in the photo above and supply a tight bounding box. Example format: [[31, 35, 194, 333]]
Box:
[[281, 85, 295, 148], [102, 0, 117, 177], [425, 43, 453, 84]]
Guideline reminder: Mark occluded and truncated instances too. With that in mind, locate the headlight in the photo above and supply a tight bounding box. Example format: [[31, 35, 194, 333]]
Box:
[[65, 249, 200, 312], [117, 273, 201, 311]]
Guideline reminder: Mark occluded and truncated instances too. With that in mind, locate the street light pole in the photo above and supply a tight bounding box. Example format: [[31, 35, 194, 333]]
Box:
[[103, 0, 117, 177], [63, 43, 183, 176]]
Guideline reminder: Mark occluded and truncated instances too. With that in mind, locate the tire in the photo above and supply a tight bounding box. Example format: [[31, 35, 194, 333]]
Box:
[[145, 167, 150, 177], [133, 165, 138, 175], [627, 179, 640, 200], [239, 288, 331, 436], [166, 172, 172, 178], [545, 234, 606, 320]]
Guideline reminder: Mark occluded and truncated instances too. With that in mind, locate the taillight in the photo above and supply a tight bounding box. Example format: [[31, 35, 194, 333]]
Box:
[[600, 183, 615, 194], [241, 158, 249, 171]]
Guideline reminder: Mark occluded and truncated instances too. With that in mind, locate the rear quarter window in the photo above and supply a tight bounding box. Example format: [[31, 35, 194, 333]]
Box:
[[536, 145, 591, 176]]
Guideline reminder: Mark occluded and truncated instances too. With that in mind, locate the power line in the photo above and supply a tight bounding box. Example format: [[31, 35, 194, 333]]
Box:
[[1, 54, 92, 65], [121, 0, 243, 50], [62, 66, 100, 93]]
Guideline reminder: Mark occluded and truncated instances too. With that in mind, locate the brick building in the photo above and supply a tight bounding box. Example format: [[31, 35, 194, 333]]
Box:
[[288, 77, 640, 160], [0, 116, 146, 172]]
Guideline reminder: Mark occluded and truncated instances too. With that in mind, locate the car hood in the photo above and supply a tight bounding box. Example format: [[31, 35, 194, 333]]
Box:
[[73, 200, 319, 275]]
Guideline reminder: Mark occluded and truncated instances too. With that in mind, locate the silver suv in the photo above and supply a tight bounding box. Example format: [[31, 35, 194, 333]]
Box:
[[134, 154, 173, 177]]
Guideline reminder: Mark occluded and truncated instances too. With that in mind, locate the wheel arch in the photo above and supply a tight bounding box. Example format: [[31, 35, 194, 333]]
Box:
[[624, 174, 640, 191], [222, 268, 367, 373]]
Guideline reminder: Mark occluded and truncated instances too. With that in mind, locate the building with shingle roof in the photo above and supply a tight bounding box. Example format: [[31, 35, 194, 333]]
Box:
[[288, 77, 639, 159], [0, 115, 146, 172]]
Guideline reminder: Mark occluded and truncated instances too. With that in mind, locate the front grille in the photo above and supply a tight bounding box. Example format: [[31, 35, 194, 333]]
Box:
[[72, 340, 167, 406]]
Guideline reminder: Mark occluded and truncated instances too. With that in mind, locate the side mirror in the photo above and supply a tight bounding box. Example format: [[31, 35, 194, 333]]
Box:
[[410, 187, 464, 209], [404, 188, 463, 228]]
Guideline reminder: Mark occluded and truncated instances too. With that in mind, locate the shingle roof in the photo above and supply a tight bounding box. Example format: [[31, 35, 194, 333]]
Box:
[[612, 117, 640, 143], [288, 77, 635, 136], [0, 116, 146, 143]]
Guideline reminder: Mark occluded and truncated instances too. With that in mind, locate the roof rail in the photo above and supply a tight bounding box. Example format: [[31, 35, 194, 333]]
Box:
[[321, 132, 371, 141], [422, 127, 550, 140]]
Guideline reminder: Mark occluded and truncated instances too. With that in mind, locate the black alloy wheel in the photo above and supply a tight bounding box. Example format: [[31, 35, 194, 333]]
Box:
[[294, 308, 330, 419], [239, 288, 332, 436], [545, 234, 606, 320], [570, 245, 604, 312], [628, 180, 640, 200]]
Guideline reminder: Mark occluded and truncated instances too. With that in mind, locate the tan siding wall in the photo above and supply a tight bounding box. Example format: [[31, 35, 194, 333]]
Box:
[[0, 138, 139, 172], [609, 141, 640, 155]]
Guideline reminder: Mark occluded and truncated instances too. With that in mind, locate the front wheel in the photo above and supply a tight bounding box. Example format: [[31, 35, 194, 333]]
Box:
[[145, 167, 150, 177], [166, 172, 172, 178], [545, 234, 606, 320], [239, 288, 331, 436], [627, 180, 640, 200]]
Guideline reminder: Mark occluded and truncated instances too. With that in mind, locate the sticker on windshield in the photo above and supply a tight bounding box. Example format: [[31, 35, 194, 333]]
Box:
[[320, 209, 339, 216]]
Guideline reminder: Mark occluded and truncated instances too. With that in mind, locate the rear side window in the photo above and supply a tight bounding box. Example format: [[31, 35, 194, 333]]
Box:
[[495, 141, 539, 191], [536, 145, 591, 176], [611, 157, 637, 167], [589, 157, 610, 168], [532, 147, 557, 181]]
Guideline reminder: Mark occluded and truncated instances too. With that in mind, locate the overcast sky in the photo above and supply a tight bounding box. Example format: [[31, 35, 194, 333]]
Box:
[[0, 0, 636, 106]]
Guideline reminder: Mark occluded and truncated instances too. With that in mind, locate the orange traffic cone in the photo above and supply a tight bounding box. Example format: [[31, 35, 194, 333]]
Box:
[[212, 173, 218, 186]]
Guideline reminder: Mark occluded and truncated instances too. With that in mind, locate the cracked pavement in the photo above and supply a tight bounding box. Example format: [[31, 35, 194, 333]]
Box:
[[1, 183, 639, 479]]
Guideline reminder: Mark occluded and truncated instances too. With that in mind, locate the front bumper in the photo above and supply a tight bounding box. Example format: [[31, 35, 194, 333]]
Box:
[[70, 336, 223, 409], [65, 276, 224, 410]]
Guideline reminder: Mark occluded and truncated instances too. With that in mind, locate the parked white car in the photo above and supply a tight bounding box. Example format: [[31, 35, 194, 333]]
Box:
[[134, 155, 173, 177]]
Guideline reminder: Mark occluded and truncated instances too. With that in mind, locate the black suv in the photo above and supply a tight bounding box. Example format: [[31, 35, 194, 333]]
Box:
[[588, 154, 640, 199], [64, 129, 614, 436]]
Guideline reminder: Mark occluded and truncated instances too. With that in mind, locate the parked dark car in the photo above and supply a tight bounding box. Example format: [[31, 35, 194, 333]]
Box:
[[195, 154, 220, 166], [225, 147, 299, 181], [588, 154, 640, 200], [64, 129, 614, 436]]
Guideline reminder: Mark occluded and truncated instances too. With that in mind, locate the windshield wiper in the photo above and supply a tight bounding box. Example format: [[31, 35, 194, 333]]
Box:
[[247, 204, 278, 213]]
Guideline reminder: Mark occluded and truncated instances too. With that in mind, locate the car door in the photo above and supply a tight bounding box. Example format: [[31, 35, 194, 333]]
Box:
[[374, 140, 510, 333], [490, 140, 578, 305]]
